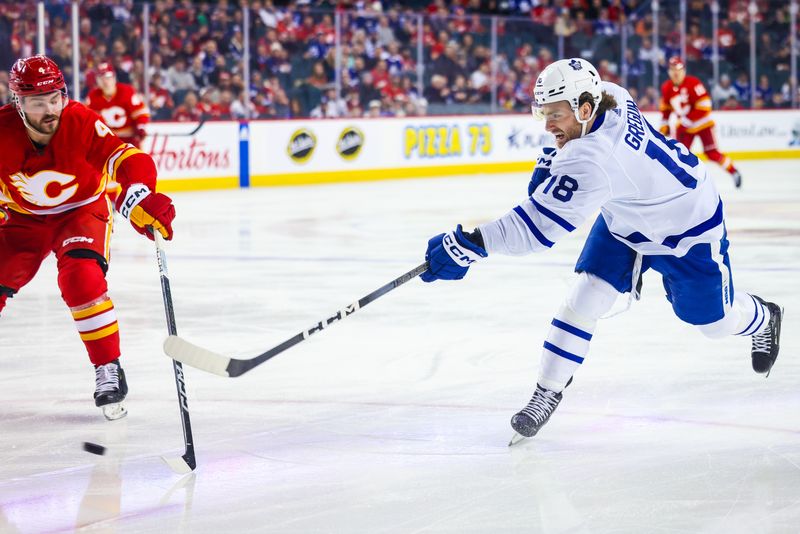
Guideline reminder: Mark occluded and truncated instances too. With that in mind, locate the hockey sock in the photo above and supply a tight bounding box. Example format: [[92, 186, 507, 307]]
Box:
[[733, 292, 770, 337], [697, 291, 770, 339], [538, 303, 596, 392], [537, 273, 618, 392], [704, 148, 734, 172], [57, 255, 120, 365]]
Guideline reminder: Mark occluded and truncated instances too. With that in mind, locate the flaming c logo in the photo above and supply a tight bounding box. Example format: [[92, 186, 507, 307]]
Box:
[[10, 170, 79, 207]]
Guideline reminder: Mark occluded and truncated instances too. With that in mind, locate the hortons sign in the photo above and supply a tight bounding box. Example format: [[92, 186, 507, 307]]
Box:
[[287, 128, 317, 163]]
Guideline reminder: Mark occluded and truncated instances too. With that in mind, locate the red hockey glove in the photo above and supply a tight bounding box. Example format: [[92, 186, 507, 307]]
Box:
[[116, 184, 175, 240], [0, 205, 9, 226]]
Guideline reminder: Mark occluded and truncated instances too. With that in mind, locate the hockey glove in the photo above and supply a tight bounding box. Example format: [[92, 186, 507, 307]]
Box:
[[420, 224, 487, 283], [658, 122, 670, 136], [0, 205, 9, 226], [116, 184, 175, 240], [528, 147, 557, 196]]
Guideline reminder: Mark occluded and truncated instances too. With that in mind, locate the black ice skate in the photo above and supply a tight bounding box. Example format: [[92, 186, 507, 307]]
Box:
[[94, 359, 128, 420], [732, 170, 742, 188], [751, 296, 783, 376], [509, 384, 563, 446]]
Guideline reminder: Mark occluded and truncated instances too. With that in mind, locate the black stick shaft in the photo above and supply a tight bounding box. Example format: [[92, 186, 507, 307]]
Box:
[[226, 262, 428, 377], [155, 233, 197, 470]]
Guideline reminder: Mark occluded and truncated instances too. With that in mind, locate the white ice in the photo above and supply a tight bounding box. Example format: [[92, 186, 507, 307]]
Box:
[[1, 161, 799, 533]]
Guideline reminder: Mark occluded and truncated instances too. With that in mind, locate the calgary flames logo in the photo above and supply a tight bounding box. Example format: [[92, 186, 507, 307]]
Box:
[[10, 170, 79, 207]]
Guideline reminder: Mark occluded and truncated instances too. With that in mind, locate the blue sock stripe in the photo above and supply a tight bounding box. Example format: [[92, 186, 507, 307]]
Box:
[[748, 313, 766, 337], [551, 319, 592, 341], [543, 341, 585, 364], [735, 295, 762, 336], [513, 206, 555, 248]]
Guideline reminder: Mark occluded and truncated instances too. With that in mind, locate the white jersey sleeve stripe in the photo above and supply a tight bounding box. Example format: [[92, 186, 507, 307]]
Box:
[[513, 206, 555, 248], [531, 197, 577, 232]]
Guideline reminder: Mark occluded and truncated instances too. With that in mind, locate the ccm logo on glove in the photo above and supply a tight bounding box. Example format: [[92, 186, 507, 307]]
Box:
[[119, 184, 149, 219], [116, 183, 176, 240], [444, 233, 480, 266]]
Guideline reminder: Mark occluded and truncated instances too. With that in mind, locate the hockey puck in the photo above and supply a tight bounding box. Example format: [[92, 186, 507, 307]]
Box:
[[82, 442, 106, 456]]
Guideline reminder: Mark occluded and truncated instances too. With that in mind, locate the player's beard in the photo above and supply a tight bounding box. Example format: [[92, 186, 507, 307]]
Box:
[[553, 123, 582, 148], [28, 113, 61, 135]]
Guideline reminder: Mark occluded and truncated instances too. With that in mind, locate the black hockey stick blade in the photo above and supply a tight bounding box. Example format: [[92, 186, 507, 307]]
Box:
[[164, 262, 429, 377]]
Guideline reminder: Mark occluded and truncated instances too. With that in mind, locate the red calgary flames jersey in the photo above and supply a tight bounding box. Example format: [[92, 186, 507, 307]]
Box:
[[660, 75, 714, 133], [87, 83, 150, 142], [0, 101, 154, 215]]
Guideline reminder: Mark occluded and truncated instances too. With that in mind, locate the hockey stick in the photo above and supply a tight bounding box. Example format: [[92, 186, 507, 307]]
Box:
[[147, 116, 206, 137], [153, 231, 197, 473], [163, 262, 429, 377]]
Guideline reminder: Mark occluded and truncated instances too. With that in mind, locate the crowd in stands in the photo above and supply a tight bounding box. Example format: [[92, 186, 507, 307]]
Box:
[[0, 0, 796, 120]]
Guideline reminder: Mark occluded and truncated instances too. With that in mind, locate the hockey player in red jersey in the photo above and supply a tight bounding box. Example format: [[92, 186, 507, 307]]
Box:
[[87, 62, 151, 201], [0, 55, 175, 420], [660, 57, 742, 188]]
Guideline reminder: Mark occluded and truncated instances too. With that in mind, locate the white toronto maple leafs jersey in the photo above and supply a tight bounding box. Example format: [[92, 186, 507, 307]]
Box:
[[479, 82, 724, 258]]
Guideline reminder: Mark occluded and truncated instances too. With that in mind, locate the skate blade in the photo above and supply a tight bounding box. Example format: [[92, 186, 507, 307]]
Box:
[[508, 432, 527, 447], [101, 402, 128, 421]]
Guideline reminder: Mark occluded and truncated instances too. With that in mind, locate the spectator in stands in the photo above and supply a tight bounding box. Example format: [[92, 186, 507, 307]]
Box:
[[755, 74, 773, 104], [720, 95, 744, 110], [173, 91, 203, 122], [470, 61, 492, 101], [166, 57, 197, 93], [306, 61, 328, 90], [366, 99, 383, 118], [732, 72, 751, 103], [638, 36, 664, 70], [432, 41, 466, 85], [424, 74, 451, 104], [450, 74, 472, 104], [358, 71, 382, 107], [711, 74, 738, 107], [230, 91, 256, 119], [149, 73, 174, 120], [311, 88, 348, 118]]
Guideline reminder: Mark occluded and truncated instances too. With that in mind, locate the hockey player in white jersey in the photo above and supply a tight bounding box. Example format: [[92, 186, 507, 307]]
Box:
[[419, 58, 783, 443]]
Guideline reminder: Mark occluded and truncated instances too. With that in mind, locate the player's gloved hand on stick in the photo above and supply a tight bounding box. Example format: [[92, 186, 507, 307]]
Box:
[[659, 122, 670, 136], [116, 184, 176, 240], [528, 147, 557, 196], [420, 224, 487, 283], [0, 205, 9, 226]]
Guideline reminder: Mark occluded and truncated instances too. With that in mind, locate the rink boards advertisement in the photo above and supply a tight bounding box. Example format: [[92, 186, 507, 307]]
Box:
[[148, 111, 800, 191]]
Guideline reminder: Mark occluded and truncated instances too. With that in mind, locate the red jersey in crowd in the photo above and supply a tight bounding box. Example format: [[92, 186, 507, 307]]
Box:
[[87, 82, 150, 147], [659, 74, 714, 134], [0, 100, 154, 216]]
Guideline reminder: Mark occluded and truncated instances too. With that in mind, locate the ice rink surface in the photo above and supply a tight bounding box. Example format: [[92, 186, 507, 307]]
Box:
[[1, 161, 799, 533]]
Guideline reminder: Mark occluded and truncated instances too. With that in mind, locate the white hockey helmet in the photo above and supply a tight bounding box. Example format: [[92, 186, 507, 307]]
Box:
[[532, 58, 602, 128]]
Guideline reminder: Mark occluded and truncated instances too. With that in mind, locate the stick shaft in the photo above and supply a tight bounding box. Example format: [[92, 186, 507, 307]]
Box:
[[226, 262, 428, 376], [154, 233, 197, 470]]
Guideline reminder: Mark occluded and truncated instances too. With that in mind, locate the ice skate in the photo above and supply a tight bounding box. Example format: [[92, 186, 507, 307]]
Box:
[[509, 384, 563, 446], [94, 359, 128, 420], [751, 297, 783, 376]]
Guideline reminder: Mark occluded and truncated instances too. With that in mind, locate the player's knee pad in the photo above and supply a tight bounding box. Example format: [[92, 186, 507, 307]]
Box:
[[0, 285, 17, 313], [56, 253, 108, 307], [565, 272, 620, 323]]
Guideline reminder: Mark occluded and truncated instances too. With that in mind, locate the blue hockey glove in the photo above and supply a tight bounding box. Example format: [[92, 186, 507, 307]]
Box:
[[420, 224, 488, 283], [527, 147, 557, 196]]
